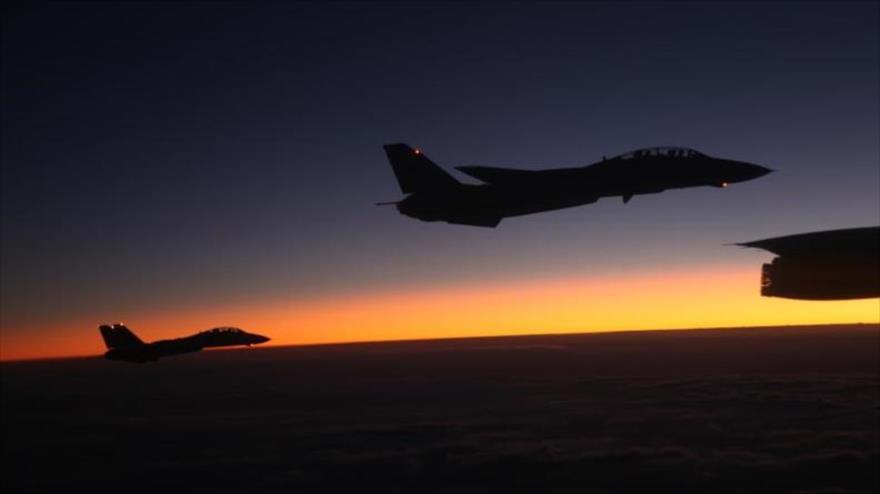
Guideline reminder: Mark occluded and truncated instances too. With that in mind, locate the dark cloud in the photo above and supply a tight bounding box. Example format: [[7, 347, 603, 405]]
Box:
[[2, 326, 878, 492]]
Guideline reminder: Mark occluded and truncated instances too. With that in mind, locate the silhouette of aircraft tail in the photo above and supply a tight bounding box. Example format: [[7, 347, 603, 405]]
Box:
[[99, 324, 145, 350], [383, 143, 461, 194]]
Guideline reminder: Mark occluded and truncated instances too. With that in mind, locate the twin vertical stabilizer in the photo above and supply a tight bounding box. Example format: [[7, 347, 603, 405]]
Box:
[[383, 143, 460, 194], [99, 323, 144, 349]]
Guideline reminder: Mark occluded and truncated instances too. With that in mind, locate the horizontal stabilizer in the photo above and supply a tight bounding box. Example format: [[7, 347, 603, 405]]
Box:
[[456, 165, 538, 185]]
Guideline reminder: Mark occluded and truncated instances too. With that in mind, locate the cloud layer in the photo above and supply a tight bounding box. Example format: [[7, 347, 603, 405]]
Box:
[[3, 325, 878, 492]]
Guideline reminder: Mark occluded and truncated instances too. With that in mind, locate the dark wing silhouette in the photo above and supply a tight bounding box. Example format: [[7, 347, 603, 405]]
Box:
[[737, 227, 879, 258]]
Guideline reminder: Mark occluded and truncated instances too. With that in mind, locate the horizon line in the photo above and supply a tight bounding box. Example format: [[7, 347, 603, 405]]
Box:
[[2, 321, 877, 364]]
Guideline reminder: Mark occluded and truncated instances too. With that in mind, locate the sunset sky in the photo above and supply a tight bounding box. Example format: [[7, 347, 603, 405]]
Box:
[[2, 2, 878, 361]]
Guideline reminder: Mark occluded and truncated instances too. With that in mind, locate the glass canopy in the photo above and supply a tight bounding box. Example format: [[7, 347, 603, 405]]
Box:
[[612, 147, 705, 160], [201, 327, 245, 334]]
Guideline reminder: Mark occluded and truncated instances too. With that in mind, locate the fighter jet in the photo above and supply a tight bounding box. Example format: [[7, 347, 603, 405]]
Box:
[[98, 323, 270, 363], [736, 226, 879, 300], [381, 144, 772, 227]]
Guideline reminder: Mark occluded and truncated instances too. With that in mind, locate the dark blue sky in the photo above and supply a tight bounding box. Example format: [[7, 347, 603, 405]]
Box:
[[2, 2, 878, 331]]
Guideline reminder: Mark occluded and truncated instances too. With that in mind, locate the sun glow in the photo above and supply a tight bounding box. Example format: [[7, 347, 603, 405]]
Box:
[[2, 264, 877, 361]]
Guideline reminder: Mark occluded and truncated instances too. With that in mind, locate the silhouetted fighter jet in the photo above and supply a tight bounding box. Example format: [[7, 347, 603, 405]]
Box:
[[381, 144, 772, 227], [99, 323, 270, 363], [737, 226, 880, 300]]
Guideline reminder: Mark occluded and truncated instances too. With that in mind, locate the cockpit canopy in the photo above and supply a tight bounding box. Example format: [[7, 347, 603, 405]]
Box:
[[613, 147, 706, 160], [200, 327, 245, 335]]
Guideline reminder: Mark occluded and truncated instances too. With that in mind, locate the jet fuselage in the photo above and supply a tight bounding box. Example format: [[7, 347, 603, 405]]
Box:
[[383, 144, 772, 227], [100, 324, 270, 363]]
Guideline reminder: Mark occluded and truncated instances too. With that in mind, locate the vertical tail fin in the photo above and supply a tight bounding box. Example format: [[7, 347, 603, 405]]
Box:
[[99, 323, 144, 349], [383, 143, 461, 194]]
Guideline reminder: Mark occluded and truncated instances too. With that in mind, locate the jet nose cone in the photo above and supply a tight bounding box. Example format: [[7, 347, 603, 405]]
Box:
[[730, 161, 774, 182], [753, 164, 774, 177], [257, 335, 271, 344]]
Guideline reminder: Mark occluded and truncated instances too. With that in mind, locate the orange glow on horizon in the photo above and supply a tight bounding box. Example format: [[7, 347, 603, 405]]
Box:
[[1, 265, 878, 361]]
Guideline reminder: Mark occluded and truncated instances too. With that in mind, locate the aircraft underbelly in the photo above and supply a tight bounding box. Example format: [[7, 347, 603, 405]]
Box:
[[152, 338, 204, 357], [496, 191, 599, 217]]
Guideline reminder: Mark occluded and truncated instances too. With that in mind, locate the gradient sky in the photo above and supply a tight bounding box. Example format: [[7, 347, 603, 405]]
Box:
[[2, 2, 878, 360]]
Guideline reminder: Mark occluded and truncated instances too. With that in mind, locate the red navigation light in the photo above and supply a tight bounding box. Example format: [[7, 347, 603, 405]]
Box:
[[414, 148, 421, 155], [721, 181, 728, 188]]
